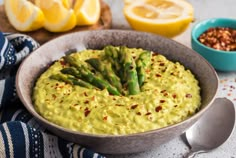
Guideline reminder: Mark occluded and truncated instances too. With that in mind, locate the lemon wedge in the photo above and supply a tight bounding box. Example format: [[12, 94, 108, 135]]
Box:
[[74, 0, 101, 26], [4, 0, 44, 32], [35, 0, 76, 32], [123, 0, 194, 37], [62, 0, 74, 9]]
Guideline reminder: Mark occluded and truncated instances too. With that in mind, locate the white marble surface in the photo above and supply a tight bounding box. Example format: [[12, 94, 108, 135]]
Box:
[[1, 0, 236, 157]]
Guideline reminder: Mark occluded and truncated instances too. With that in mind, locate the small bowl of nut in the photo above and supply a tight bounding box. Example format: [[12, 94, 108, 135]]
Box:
[[191, 18, 236, 71]]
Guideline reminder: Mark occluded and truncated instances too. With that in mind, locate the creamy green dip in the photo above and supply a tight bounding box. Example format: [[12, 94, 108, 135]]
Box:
[[33, 47, 201, 135]]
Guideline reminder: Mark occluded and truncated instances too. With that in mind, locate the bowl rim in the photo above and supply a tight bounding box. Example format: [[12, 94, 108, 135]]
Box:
[[191, 17, 236, 54], [16, 29, 219, 138]]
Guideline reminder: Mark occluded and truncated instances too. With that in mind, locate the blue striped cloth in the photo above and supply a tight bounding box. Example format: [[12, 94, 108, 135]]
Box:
[[0, 32, 105, 158]]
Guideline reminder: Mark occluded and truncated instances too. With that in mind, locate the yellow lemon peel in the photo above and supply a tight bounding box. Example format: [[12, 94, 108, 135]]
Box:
[[35, 0, 76, 32], [4, 0, 44, 32], [74, 0, 101, 26]]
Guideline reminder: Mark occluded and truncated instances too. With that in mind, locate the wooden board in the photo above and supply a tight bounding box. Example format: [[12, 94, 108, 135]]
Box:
[[0, 0, 112, 44]]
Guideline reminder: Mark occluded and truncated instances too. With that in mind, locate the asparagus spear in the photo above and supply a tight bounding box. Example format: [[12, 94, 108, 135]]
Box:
[[63, 55, 83, 68], [120, 46, 140, 95], [104, 46, 126, 83], [61, 67, 82, 77], [61, 65, 121, 96], [104, 46, 120, 71], [50, 73, 95, 89], [86, 58, 123, 92], [136, 50, 152, 86]]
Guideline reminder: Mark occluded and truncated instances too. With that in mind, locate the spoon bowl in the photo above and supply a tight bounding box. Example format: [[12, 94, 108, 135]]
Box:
[[185, 98, 235, 157]]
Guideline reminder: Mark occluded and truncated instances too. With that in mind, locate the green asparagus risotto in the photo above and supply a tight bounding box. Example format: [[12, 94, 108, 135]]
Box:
[[33, 46, 201, 135]]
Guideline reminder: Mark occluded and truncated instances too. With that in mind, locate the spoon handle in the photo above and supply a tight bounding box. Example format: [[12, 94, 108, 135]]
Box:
[[185, 151, 196, 158], [185, 150, 205, 158]]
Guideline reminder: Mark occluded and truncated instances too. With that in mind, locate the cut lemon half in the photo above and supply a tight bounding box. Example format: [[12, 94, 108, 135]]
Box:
[[4, 0, 44, 32], [74, 0, 101, 26], [35, 0, 76, 32], [123, 0, 194, 37]]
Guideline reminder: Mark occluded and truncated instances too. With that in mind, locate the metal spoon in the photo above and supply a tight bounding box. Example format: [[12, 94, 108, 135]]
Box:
[[184, 98, 235, 158]]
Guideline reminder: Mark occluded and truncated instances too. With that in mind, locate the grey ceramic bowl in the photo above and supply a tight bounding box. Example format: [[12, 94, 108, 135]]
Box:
[[16, 30, 218, 154]]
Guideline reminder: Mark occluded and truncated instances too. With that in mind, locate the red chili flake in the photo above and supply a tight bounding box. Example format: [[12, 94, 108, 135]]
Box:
[[186, 94, 192, 98], [161, 90, 166, 93], [60, 60, 66, 66], [113, 98, 116, 101], [59, 86, 64, 88], [172, 94, 177, 98], [136, 112, 141, 115], [220, 80, 224, 83], [155, 106, 162, 112], [84, 92, 88, 97], [73, 104, 78, 106], [103, 116, 108, 121], [52, 94, 57, 99], [145, 69, 151, 73], [230, 85, 236, 89], [84, 110, 91, 117], [174, 105, 178, 107], [145, 112, 152, 115], [160, 100, 165, 103], [164, 93, 168, 96], [84, 100, 89, 104], [91, 96, 95, 101], [156, 74, 162, 77], [159, 63, 165, 66], [151, 58, 155, 62], [55, 83, 59, 86], [131, 104, 138, 109], [152, 53, 158, 56]]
